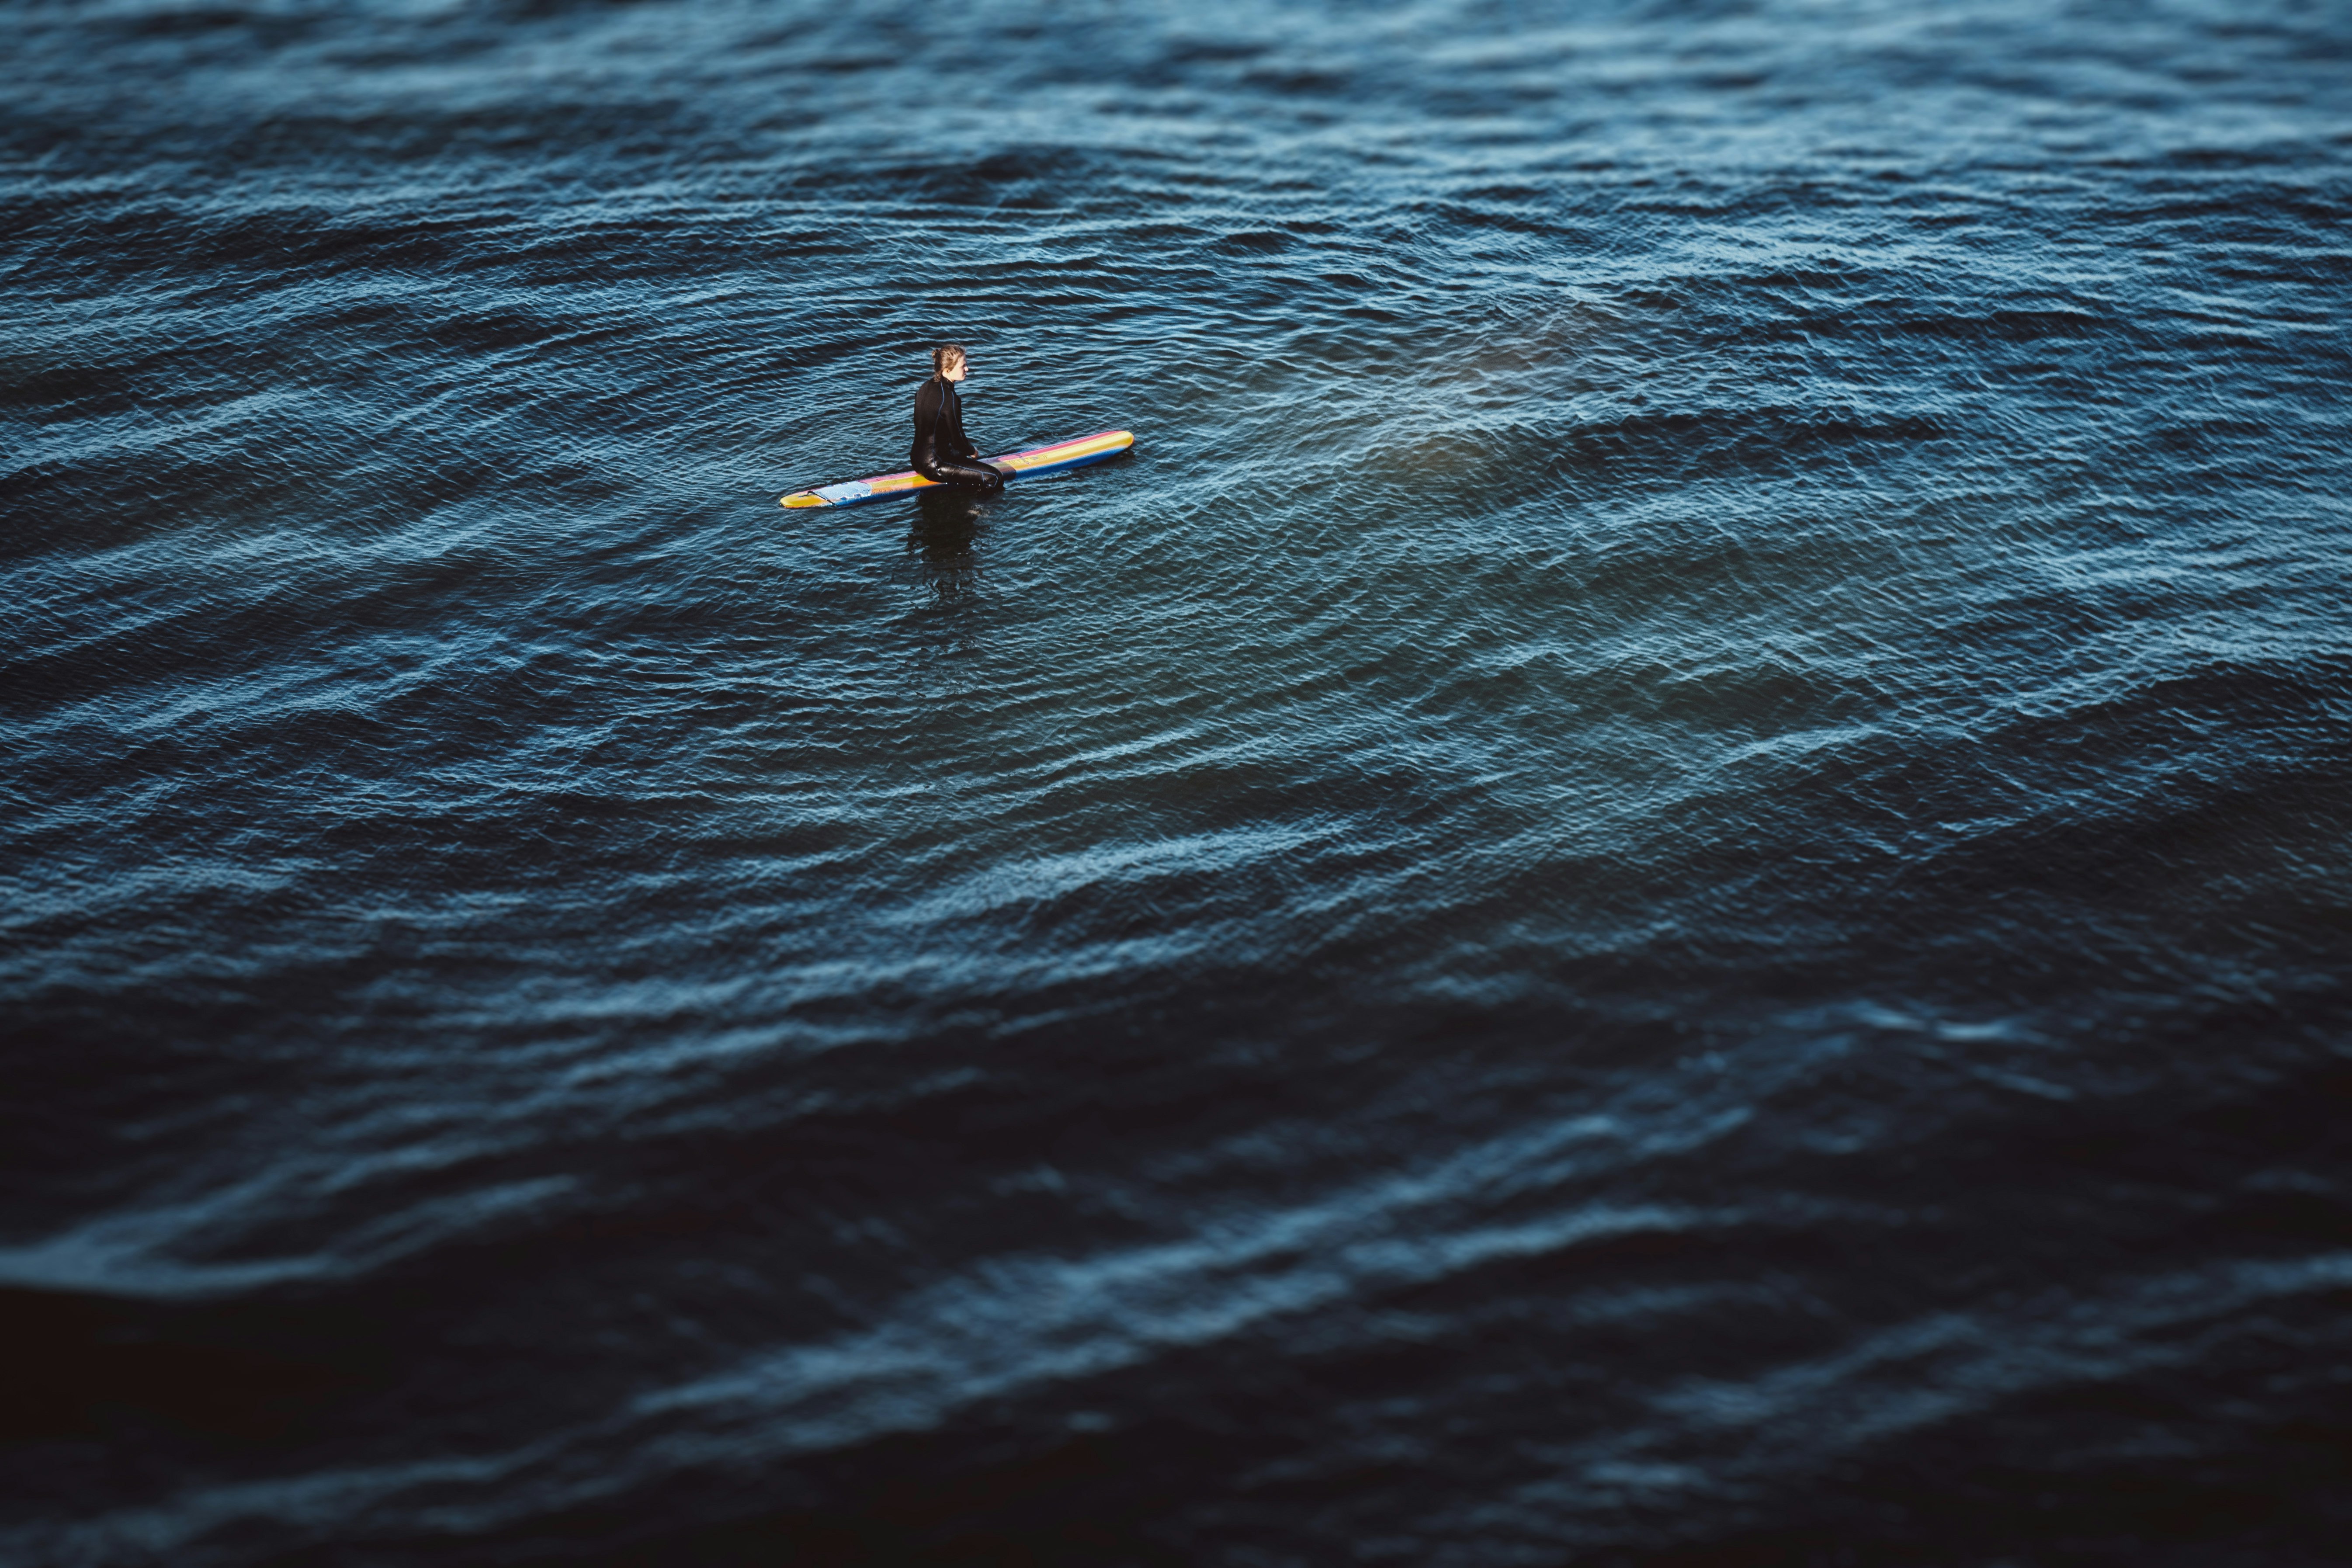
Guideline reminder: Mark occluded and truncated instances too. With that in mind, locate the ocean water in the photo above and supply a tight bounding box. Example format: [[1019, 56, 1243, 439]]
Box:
[[5, 0, 2350, 1561]]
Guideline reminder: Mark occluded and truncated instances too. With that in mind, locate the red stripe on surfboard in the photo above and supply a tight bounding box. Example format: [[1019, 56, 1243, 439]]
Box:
[[999, 430, 1130, 464]]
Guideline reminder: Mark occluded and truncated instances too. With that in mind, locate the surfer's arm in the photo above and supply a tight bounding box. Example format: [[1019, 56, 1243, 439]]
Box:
[[910, 382, 943, 470]]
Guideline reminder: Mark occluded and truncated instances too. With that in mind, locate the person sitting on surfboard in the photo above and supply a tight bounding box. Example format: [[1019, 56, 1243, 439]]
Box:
[[911, 343, 1008, 493]]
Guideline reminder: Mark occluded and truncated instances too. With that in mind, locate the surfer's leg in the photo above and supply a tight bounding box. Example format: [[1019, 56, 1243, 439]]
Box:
[[917, 458, 1006, 493]]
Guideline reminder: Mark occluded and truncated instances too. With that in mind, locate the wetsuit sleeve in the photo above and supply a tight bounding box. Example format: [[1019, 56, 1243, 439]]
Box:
[[947, 389, 979, 460]]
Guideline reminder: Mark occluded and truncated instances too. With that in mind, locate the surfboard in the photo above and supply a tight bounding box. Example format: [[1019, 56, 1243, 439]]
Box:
[[779, 429, 1134, 508]]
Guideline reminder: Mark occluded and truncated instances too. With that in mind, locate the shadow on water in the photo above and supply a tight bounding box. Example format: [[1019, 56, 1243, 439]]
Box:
[[907, 485, 992, 603]]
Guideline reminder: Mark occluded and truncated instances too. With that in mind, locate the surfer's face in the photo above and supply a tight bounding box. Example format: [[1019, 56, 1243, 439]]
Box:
[[944, 357, 968, 382]]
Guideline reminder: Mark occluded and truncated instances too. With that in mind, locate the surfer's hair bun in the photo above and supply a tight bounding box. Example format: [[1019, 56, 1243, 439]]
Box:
[[933, 343, 968, 374]]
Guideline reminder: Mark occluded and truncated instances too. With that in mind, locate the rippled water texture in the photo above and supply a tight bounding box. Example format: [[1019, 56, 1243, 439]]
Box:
[[6, 1, 2351, 1562]]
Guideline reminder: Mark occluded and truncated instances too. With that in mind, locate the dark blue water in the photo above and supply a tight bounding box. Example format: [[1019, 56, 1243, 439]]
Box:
[[6, 1, 2351, 1561]]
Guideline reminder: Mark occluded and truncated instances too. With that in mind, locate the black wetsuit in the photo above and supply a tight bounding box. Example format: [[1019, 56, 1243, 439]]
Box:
[[911, 375, 1005, 491]]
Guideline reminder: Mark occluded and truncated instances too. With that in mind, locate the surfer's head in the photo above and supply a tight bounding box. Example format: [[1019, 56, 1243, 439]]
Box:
[[933, 343, 969, 382]]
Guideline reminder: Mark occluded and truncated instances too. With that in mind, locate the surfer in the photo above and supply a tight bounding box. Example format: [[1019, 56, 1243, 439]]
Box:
[[911, 343, 1006, 493]]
